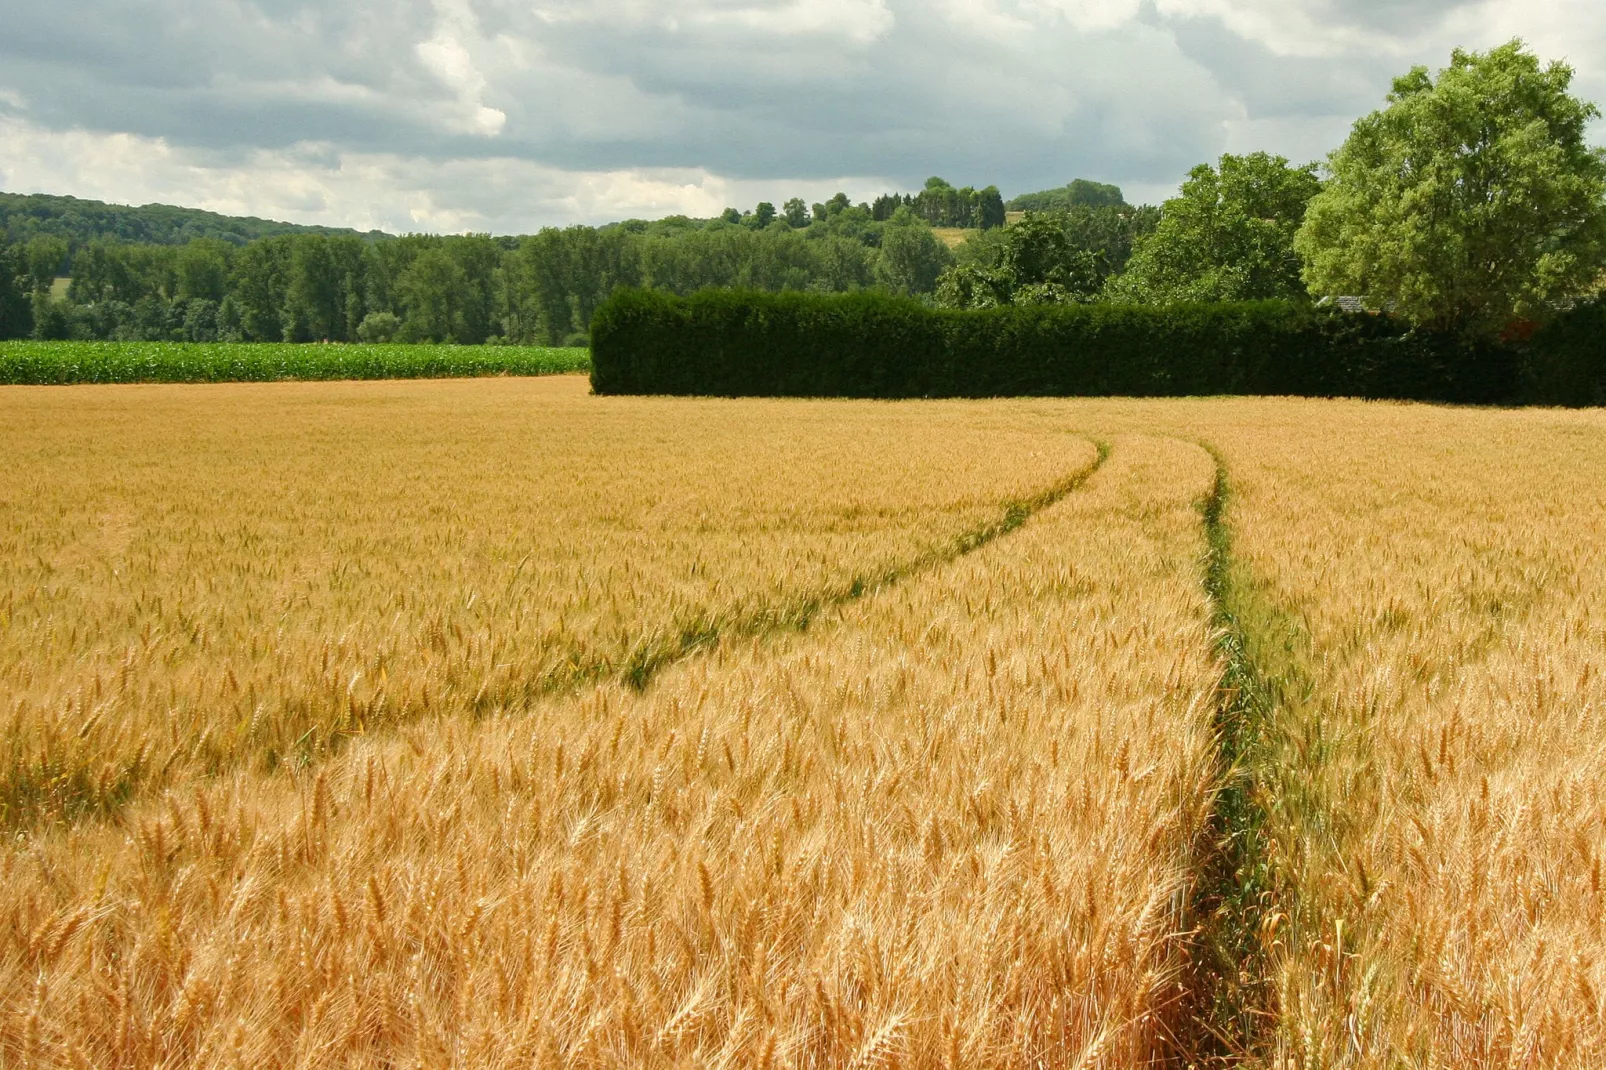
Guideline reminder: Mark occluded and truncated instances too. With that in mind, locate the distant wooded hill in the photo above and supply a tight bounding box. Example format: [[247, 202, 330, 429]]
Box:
[[1007, 180, 1127, 212], [0, 192, 392, 248]]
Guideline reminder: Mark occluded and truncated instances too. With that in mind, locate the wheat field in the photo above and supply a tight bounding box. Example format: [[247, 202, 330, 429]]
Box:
[[1034, 398, 1606, 1065], [1195, 402, 1606, 1066], [2, 378, 1605, 1066], [0, 379, 1094, 826]]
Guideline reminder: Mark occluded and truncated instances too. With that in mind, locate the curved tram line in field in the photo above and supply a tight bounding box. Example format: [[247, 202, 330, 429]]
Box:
[[0, 434, 1227, 1067], [614, 441, 1111, 692], [0, 446, 1109, 833], [0, 381, 1106, 831]]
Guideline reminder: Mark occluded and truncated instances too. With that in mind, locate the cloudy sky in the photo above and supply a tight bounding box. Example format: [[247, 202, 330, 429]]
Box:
[[2, 0, 1603, 234]]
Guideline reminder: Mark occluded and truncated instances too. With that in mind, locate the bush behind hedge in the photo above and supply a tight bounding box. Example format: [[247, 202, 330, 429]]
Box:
[[591, 288, 1602, 405]]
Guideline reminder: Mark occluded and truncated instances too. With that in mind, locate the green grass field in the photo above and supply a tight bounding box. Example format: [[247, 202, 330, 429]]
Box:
[[0, 340, 591, 384]]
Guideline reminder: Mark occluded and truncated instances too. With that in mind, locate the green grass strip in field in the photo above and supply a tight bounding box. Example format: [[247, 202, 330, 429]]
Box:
[[0, 341, 591, 384]]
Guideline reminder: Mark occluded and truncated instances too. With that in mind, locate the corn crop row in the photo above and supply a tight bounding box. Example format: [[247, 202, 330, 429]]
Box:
[[0, 341, 591, 384]]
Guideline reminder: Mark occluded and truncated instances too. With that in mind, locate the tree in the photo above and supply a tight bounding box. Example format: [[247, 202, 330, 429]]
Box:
[[229, 237, 293, 340], [357, 310, 400, 342], [1064, 179, 1125, 208], [286, 237, 340, 341], [180, 298, 219, 342], [720, 208, 742, 225], [1002, 179, 1130, 212], [1007, 180, 1126, 213], [396, 246, 468, 342], [870, 194, 909, 222], [445, 234, 502, 344], [876, 209, 953, 294], [934, 265, 1006, 309], [25, 235, 68, 294], [0, 242, 35, 339], [752, 202, 777, 229], [1296, 40, 1606, 334], [176, 238, 232, 303], [934, 212, 1105, 308], [998, 213, 1104, 297], [977, 186, 1007, 230], [1107, 152, 1320, 304], [783, 198, 810, 228], [31, 290, 72, 339]]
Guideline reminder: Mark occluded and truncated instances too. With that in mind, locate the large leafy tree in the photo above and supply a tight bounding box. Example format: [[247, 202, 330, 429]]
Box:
[[175, 238, 232, 303], [285, 237, 341, 341], [229, 237, 293, 341], [1107, 152, 1320, 304], [935, 212, 1115, 308], [1296, 40, 1606, 334], [396, 246, 469, 343]]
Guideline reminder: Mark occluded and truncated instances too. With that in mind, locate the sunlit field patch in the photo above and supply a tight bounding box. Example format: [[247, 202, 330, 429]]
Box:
[[0, 377, 1096, 823]]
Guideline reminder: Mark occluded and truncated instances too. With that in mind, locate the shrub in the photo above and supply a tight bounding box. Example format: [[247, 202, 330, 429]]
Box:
[[591, 288, 1531, 403], [357, 311, 400, 343]]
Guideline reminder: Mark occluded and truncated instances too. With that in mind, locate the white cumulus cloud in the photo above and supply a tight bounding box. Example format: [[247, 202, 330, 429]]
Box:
[[415, 0, 509, 136]]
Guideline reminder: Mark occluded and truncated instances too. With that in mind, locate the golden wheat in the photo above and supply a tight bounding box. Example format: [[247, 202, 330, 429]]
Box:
[[1195, 401, 1606, 1066], [1029, 395, 1606, 1064], [0, 377, 1094, 824], [897, 395, 1606, 1064], [0, 425, 1222, 1068], [8, 380, 1602, 1067]]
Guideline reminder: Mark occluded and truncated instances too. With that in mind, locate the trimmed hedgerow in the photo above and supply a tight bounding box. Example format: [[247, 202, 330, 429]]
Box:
[[1520, 300, 1606, 407], [590, 289, 1530, 403]]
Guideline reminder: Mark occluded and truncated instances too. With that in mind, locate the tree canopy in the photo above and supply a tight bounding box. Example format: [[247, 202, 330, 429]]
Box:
[[1296, 40, 1606, 334], [0, 199, 966, 343], [934, 204, 1157, 309], [0, 191, 387, 248], [1007, 180, 1126, 212], [1106, 152, 1320, 304], [871, 181, 1006, 230]]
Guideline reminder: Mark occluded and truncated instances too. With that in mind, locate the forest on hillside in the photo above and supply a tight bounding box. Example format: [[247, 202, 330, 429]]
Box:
[[0, 192, 387, 248], [0, 179, 1149, 345]]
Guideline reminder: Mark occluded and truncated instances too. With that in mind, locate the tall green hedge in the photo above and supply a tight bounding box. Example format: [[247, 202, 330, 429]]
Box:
[[591, 289, 1587, 403], [1520, 302, 1606, 406]]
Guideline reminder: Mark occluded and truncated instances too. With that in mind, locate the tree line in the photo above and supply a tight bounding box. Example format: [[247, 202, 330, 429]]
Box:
[[870, 178, 1007, 229], [0, 199, 969, 345], [1005, 179, 1126, 212], [942, 41, 1606, 342]]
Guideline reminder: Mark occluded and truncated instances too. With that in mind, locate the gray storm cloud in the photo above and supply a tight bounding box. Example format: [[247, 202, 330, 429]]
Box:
[[0, 0, 1602, 230]]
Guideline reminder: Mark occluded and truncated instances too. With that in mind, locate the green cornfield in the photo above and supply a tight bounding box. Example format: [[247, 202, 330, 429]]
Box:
[[0, 341, 591, 384]]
